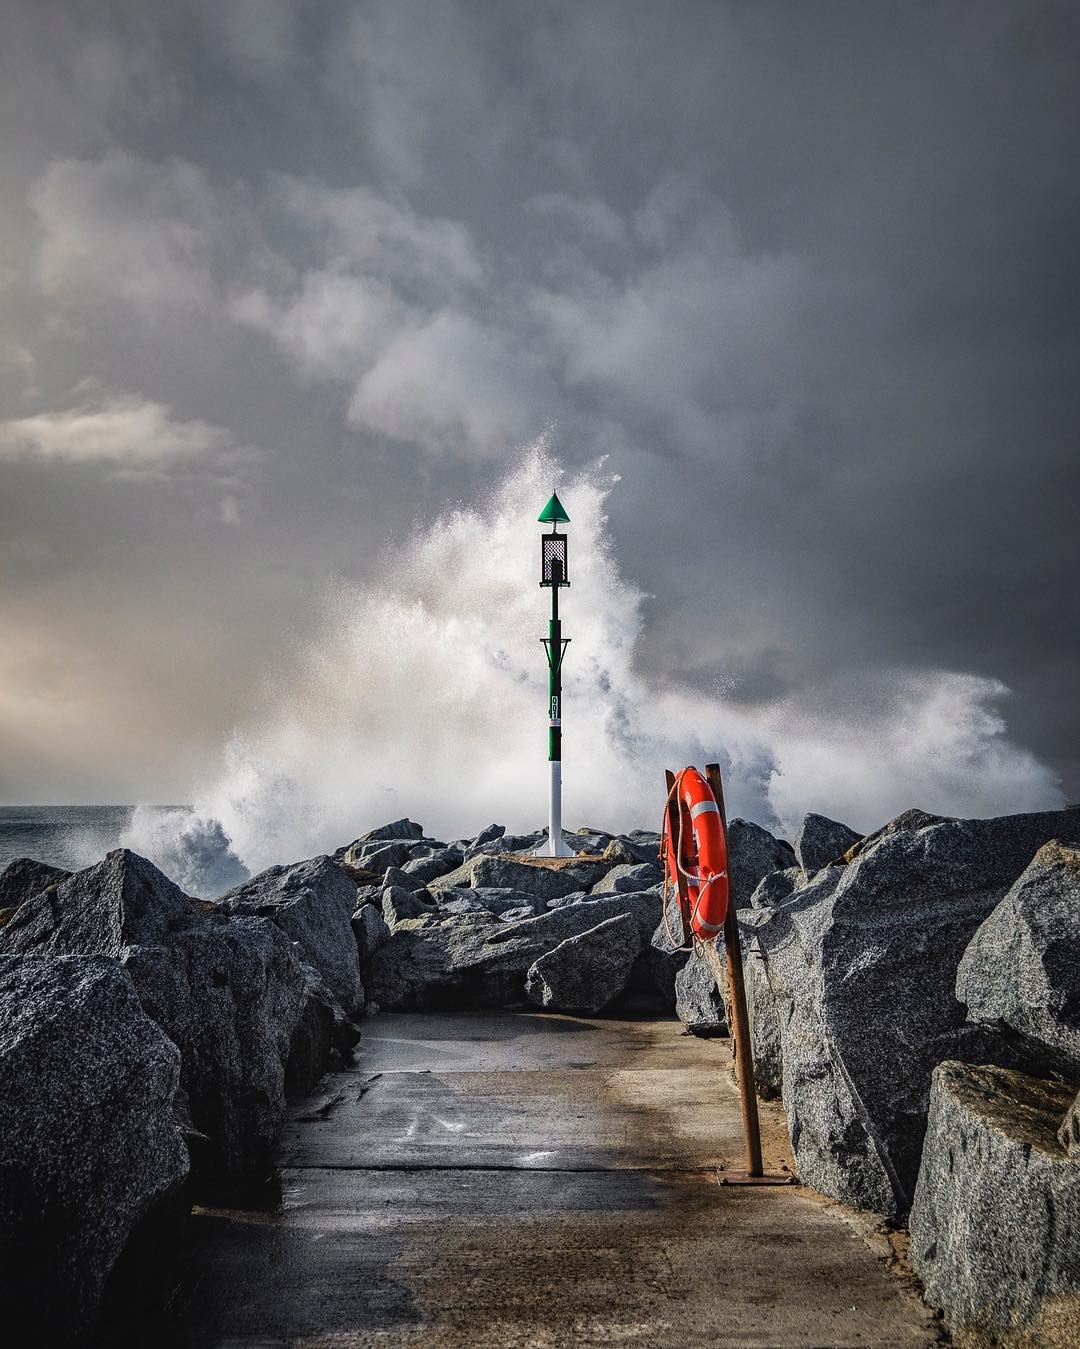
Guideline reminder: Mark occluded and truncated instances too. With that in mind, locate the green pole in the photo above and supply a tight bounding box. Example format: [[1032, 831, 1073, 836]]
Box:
[[548, 572, 562, 764], [537, 492, 571, 856]]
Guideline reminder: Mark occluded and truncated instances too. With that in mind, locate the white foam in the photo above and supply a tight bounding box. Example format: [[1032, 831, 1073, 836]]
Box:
[[123, 444, 1063, 895]]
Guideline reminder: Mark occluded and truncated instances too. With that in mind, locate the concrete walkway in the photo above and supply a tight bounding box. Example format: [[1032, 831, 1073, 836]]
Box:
[[148, 1012, 940, 1347]]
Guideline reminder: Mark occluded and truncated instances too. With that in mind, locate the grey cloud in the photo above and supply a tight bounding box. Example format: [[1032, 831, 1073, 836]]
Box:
[[0, 0, 1077, 806], [29, 153, 219, 311]]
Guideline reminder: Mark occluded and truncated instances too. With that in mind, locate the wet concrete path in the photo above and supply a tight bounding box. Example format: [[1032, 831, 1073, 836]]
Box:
[[151, 1012, 939, 1347]]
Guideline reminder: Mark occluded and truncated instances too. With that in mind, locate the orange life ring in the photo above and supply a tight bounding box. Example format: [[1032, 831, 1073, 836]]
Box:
[[662, 766, 730, 939]]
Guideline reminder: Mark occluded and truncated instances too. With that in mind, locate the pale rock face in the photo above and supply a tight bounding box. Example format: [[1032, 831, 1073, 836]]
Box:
[[525, 913, 641, 1014], [748, 866, 800, 909], [591, 861, 663, 894], [958, 839, 1080, 1077], [749, 807, 1080, 1217], [910, 1061, 1080, 1342], [793, 813, 861, 876], [674, 951, 726, 1037]]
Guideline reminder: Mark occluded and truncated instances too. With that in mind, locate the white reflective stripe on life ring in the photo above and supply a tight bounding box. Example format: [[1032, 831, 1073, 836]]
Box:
[[689, 800, 720, 819]]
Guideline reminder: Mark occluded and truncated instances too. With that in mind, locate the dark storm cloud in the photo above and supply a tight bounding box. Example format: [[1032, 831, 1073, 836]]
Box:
[[0, 0, 1077, 802]]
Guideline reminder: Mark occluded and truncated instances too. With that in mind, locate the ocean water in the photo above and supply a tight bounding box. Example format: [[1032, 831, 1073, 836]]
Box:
[[0, 805, 143, 874]]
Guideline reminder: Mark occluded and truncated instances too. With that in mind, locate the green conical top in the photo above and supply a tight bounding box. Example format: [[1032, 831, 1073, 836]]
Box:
[[537, 491, 570, 525]]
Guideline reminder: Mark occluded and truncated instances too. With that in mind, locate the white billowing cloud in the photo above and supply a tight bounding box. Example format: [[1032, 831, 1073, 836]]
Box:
[[232, 176, 553, 457], [765, 671, 1063, 838], [231, 270, 409, 383], [29, 152, 218, 311], [0, 392, 235, 470], [273, 178, 484, 292], [347, 310, 558, 458], [531, 191, 818, 458]]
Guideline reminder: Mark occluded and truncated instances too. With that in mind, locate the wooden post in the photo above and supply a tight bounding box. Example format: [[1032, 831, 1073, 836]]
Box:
[[664, 769, 692, 946], [705, 760, 763, 1177]]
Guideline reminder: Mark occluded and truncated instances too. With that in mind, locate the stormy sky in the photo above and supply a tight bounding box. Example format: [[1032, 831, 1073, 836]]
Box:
[[1, 0, 1078, 810]]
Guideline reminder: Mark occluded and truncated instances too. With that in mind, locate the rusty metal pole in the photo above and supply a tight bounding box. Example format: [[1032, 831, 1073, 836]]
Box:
[[705, 761, 763, 1177], [664, 769, 693, 946]]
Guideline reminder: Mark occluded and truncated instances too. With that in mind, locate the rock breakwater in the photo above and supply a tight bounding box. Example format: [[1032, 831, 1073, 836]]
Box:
[[2, 806, 1078, 1342]]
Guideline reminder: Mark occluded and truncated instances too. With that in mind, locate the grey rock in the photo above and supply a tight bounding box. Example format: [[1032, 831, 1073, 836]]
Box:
[[499, 906, 536, 923], [592, 861, 662, 894], [650, 892, 690, 953], [382, 884, 437, 928], [382, 864, 426, 893], [350, 901, 388, 965], [602, 836, 659, 866], [470, 855, 609, 898], [674, 952, 726, 1037], [959, 839, 1080, 1076], [727, 818, 797, 908], [794, 813, 862, 875], [428, 853, 489, 890], [469, 823, 506, 849], [439, 895, 498, 917], [0, 954, 189, 1343], [358, 818, 425, 843], [843, 807, 950, 863], [745, 934, 783, 1099], [1060, 1089, 1080, 1158], [363, 890, 663, 1011], [0, 848, 192, 956], [352, 902, 391, 963], [910, 1060, 1080, 1341], [284, 964, 338, 1099], [0, 849, 321, 1183], [401, 847, 465, 885], [749, 866, 801, 909], [353, 883, 383, 911], [0, 857, 71, 911], [572, 828, 616, 854], [122, 913, 310, 1180], [647, 894, 692, 1004], [754, 808, 1080, 1218], [221, 855, 363, 1016], [443, 886, 540, 916], [525, 913, 641, 1014], [463, 830, 544, 860], [343, 839, 414, 874]]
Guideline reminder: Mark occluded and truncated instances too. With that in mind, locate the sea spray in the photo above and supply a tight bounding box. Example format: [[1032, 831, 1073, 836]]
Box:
[[122, 806, 249, 895], [123, 446, 1062, 895]]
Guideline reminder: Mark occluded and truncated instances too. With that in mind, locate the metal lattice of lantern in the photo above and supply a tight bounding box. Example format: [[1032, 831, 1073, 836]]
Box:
[[540, 530, 569, 588]]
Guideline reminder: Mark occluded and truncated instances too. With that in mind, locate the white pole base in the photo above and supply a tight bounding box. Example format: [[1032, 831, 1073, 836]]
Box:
[[545, 760, 575, 857]]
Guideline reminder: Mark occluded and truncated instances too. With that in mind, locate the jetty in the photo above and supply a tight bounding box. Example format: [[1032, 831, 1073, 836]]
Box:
[[141, 1011, 936, 1346]]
